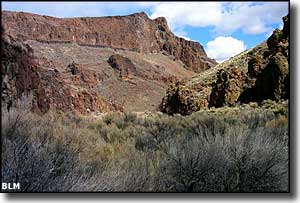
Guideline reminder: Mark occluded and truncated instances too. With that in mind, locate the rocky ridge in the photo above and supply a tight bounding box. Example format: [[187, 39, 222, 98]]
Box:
[[160, 14, 289, 115], [2, 11, 216, 114], [2, 11, 217, 73]]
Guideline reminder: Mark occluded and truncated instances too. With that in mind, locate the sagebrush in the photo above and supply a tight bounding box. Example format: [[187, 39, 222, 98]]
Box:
[[1, 100, 289, 192]]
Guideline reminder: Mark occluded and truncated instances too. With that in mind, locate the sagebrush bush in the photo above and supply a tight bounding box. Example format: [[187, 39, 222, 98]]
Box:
[[1, 100, 289, 192], [1, 107, 80, 191]]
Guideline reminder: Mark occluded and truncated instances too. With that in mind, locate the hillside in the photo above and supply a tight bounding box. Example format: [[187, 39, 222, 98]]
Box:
[[160, 14, 289, 115], [1, 11, 217, 114]]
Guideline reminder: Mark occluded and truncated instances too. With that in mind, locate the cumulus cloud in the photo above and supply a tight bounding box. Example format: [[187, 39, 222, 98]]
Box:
[[149, 2, 222, 31], [216, 2, 288, 35], [206, 37, 247, 62], [146, 2, 288, 35]]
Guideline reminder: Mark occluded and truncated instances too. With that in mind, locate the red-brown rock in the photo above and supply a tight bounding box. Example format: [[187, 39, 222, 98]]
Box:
[[2, 11, 217, 73], [107, 54, 137, 79], [1, 33, 109, 114]]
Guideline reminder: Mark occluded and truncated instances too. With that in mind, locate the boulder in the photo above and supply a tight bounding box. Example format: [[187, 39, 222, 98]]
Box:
[[107, 54, 137, 78], [160, 81, 207, 115], [209, 68, 246, 107]]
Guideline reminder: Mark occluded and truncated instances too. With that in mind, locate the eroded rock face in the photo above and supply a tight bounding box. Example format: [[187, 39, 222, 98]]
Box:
[[1, 34, 109, 114], [239, 14, 289, 103], [209, 68, 246, 107], [160, 14, 289, 115], [239, 52, 289, 103], [2, 11, 208, 113], [108, 54, 137, 79], [160, 81, 207, 115], [247, 55, 266, 78], [1, 34, 46, 112], [2, 11, 217, 73], [66, 63, 100, 89], [210, 14, 289, 107]]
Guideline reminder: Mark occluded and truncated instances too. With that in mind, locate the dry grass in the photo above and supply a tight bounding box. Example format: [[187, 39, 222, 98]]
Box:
[[1, 97, 288, 192]]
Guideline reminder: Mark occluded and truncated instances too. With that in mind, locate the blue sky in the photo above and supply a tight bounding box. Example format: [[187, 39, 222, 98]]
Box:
[[1, 1, 289, 62]]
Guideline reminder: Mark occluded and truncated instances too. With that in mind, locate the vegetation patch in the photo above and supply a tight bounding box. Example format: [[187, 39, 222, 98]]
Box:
[[2, 99, 288, 192]]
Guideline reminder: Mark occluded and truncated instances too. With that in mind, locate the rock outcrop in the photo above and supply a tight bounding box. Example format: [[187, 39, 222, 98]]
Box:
[[239, 14, 289, 103], [209, 68, 247, 107], [160, 14, 289, 115], [108, 54, 137, 79], [160, 81, 207, 115], [2, 11, 206, 113], [2, 11, 217, 73], [1, 34, 109, 114]]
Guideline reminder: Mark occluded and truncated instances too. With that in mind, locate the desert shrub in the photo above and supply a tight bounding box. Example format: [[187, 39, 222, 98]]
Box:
[[1, 107, 80, 192], [94, 149, 155, 192], [1, 100, 288, 192], [265, 115, 288, 129], [124, 111, 138, 124], [184, 113, 230, 141], [102, 111, 138, 128], [1, 102, 110, 192], [135, 114, 185, 152], [155, 114, 288, 192], [158, 137, 228, 192], [91, 121, 142, 145]]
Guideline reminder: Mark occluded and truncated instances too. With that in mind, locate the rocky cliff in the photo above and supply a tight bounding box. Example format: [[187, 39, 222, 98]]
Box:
[[1, 34, 109, 114], [2, 11, 216, 73], [160, 14, 289, 115], [2, 11, 216, 114]]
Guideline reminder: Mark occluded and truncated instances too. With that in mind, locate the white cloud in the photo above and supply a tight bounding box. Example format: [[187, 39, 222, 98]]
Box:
[[174, 33, 191, 41], [173, 28, 192, 41], [149, 2, 222, 31], [206, 36, 247, 62], [136, 2, 161, 7], [216, 2, 288, 35], [244, 23, 270, 35], [145, 2, 288, 35]]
